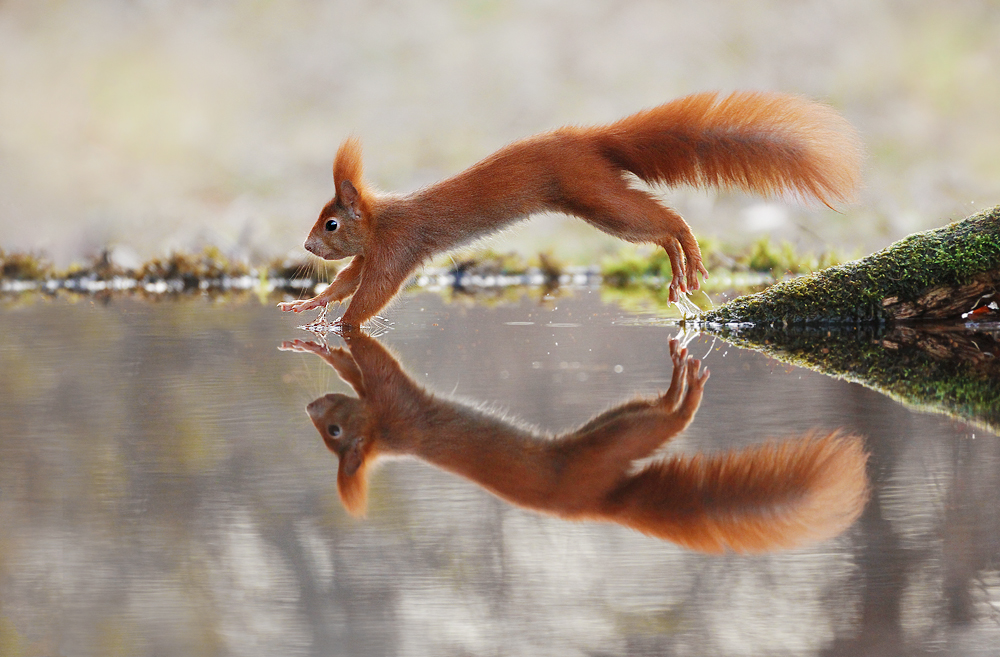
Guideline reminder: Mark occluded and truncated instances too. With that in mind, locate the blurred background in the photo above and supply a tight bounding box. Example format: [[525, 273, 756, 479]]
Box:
[[1, 0, 999, 268]]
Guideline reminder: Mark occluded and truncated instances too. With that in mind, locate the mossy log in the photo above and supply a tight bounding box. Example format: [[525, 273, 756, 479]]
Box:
[[709, 323, 1000, 435], [701, 205, 1000, 326]]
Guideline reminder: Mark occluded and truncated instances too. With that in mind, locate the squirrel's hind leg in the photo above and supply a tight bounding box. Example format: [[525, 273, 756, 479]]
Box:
[[558, 184, 707, 300]]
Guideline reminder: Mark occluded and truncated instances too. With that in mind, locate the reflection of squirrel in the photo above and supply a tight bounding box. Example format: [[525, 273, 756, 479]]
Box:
[[278, 91, 861, 328], [281, 335, 869, 553]]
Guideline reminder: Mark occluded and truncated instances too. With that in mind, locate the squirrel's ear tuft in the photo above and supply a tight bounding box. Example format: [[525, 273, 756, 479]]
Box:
[[333, 137, 364, 191], [333, 137, 370, 219]]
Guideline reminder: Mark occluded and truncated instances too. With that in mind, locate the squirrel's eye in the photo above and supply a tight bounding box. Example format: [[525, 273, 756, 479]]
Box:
[[328, 424, 341, 437], [325, 219, 339, 232]]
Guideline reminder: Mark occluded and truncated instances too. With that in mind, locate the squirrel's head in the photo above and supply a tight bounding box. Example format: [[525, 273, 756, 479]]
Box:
[[305, 137, 372, 261], [306, 391, 375, 516]]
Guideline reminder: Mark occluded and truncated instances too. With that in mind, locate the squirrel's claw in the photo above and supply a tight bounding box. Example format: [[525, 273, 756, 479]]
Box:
[[278, 297, 326, 313]]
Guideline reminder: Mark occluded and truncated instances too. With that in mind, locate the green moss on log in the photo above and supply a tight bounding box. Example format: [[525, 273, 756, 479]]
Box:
[[702, 205, 1000, 325]]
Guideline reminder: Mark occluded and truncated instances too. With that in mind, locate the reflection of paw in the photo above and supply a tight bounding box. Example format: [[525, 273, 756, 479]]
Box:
[[660, 365, 686, 409], [333, 318, 363, 336], [686, 357, 710, 396], [325, 346, 355, 369], [661, 353, 710, 411], [660, 340, 689, 410], [279, 339, 329, 356], [668, 338, 688, 370]]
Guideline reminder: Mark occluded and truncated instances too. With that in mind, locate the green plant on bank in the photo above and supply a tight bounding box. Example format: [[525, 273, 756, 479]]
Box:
[[600, 241, 709, 287], [600, 236, 846, 288], [428, 248, 548, 277], [600, 248, 672, 287], [1, 249, 53, 280], [534, 251, 564, 282], [741, 236, 846, 276], [138, 246, 250, 284], [600, 285, 716, 316], [265, 253, 341, 283], [0, 237, 848, 304]]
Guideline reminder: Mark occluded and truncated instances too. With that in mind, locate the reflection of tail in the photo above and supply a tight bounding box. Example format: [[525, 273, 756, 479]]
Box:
[[284, 335, 870, 553], [608, 431, 868, 553]]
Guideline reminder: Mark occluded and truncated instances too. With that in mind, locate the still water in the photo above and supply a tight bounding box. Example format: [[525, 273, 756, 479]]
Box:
[[1, 290, 998, 656]]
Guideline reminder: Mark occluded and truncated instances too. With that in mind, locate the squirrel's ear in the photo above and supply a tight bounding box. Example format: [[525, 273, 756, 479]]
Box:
[[339, 180, 362, 219], [341, 438, 364, 476]]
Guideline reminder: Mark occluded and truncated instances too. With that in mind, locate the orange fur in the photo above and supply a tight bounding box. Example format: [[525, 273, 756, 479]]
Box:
[[596, 92, 861, 207], [279, 91, 862, 328], [607, 432, 870, 552], [282, 335, 869, 554], [333, 137, 364, 191]]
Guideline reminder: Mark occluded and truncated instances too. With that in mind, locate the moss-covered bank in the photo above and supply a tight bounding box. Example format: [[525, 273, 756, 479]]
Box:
[[701, 206, 1000, 326]]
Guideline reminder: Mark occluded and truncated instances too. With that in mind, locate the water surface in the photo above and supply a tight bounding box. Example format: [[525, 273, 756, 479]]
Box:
[[1, 291, 998, 656]]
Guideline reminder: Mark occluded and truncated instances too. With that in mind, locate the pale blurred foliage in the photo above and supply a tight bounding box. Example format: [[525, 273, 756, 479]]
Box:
[[1, 0, 999, 266]]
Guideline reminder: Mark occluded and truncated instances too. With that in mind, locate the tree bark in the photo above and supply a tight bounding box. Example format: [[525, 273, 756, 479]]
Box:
[[700, 205, 1000, 326]]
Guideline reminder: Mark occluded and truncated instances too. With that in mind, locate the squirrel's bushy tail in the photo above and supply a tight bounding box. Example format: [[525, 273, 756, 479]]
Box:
[[594, 91, 862, 208], [607, 431, 869, 553]]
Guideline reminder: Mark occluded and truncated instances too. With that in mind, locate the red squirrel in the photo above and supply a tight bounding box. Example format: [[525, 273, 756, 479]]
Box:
[[279, 91, 862, 328], [281, 336, 869, 553]]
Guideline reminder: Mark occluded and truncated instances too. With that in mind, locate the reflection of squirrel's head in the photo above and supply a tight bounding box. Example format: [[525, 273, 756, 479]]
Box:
[[306, 392, 374, 516]]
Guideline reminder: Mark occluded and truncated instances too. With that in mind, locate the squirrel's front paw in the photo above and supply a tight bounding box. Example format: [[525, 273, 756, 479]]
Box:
[[278, 297, 326, 313]]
